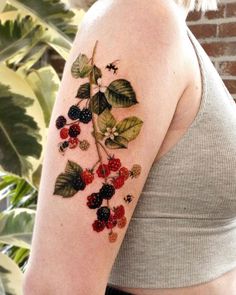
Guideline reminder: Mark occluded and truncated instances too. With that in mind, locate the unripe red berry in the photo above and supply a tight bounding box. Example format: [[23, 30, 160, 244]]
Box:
[[68, 137, 79, 148], [60, 127, 69, 139], [119, 167, 130, 180]]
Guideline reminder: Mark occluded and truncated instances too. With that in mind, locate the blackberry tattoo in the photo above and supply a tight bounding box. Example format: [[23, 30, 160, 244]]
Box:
[[53, 40, 143, 243]]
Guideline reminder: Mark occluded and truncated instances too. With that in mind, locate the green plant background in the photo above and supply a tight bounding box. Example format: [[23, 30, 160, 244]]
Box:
[[0, 1, 87, 293]]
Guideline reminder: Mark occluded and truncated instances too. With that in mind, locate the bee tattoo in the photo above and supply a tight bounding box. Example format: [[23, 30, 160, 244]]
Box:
[[105, 59, 120, 74], [124, 194, 134, 204]]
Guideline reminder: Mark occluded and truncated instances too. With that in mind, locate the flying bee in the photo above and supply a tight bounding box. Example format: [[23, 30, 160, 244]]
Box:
[[58, 141, 69, 154], [124, 194, 134, 204], [105, 59, 120, 74]]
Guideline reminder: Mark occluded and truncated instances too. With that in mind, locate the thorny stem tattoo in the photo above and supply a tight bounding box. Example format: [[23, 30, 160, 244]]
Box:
[[53, 40, 143, 243]]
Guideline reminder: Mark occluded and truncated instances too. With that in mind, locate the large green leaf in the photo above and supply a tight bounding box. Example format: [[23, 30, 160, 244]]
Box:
[[0, 65, 45, 179], [0, 252, 23, 295], [9, 0, 76, 37], [0, 208, 35, 249], [0, 83, 42, 177], [0, 15, 34, 52], [116, 116, 143, 141], [26, 66, 59, 126], [7, 0, 77, 59], [97, 109, 116, 133], [0, 15, 44, 64], [0, 1, 6, 12], [105, 79, 138, 108]]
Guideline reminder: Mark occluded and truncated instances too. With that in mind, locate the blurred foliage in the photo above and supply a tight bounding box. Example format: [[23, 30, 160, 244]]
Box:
[[0, 0, 87, 293]]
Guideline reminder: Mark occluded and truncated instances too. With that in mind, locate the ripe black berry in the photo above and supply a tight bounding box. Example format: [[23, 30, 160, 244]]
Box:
[[68, 105, 81, 120], [97, 206, 110, 222], [99, 183, 115, 200], [71, 174, 86, 191], [87, 193, 103, 209], [79, 108, 92, 124], [56, 116, 66, 129], [68, 124, 81, 138]]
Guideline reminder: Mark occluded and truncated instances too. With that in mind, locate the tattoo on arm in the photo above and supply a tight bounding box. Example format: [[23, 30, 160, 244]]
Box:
[[53, 40, 143, 243]]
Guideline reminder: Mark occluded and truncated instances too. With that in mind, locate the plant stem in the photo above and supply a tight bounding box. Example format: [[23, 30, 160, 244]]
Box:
[[98, 141, 110, 157], [91, 159, 100, 171], [76, 99, 84, 107], [89, 40, 108, 182], [65, 119, 80, 126]]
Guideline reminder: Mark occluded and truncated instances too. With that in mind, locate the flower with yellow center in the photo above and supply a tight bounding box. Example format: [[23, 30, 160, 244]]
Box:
[[104, 126, 119, 140]]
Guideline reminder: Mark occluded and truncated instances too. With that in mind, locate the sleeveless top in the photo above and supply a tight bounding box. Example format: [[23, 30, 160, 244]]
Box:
[[108, 25, 236, 289]]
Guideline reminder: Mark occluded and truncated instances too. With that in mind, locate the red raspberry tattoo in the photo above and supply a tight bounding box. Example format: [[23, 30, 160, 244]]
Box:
[[68, 137, 79, 149], [119, 167, 130, 180], [106, 214, 118, 229], [92, 220, 106, 232], [108, 157, 121, 171], [96, 164, 110, 178], [81, 169, 94, 184], [112, 176, 125, 189], [113, 205, 125, 219]]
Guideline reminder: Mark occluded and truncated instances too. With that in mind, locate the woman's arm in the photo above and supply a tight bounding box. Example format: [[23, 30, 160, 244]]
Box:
[[22, 1, 189, 294]]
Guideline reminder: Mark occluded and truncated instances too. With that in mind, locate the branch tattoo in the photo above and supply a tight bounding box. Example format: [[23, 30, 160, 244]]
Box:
[[53, 40, 143, 243]]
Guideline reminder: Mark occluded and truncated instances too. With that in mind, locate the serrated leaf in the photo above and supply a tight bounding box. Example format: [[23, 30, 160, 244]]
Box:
[[71, 53, 93, 78], [91, 131, 105, 141], [97, 109, 116, 133], [91, 65, 102, 84], [116, 116, 143, 141], [76, 82, 90, 99], [65, 160, 83, 175], [53, 172, 77, 198], [105, 79, 138, 107], [89, 91, 112, 115], [105, 136, 128, 149]]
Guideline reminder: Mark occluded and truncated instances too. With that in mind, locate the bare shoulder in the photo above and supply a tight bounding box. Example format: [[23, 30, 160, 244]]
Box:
[[78, 0, 188, 49], [69, 0, 190, 103]]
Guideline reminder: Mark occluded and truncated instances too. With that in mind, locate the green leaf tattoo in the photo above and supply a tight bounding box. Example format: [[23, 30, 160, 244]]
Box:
[[54, 160, 84, 198], [71, 53, 93, 78], [89, 91, 112, 115], [116, 116, 143, 141], [105, 79, 138, 107], [76, 83, 90, 99], [97, 109, 116, 133], [53, 172, 78, 198]]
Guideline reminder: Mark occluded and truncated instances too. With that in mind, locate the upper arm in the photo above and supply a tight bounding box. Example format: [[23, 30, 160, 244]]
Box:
[[23, 1, 188, 294]]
